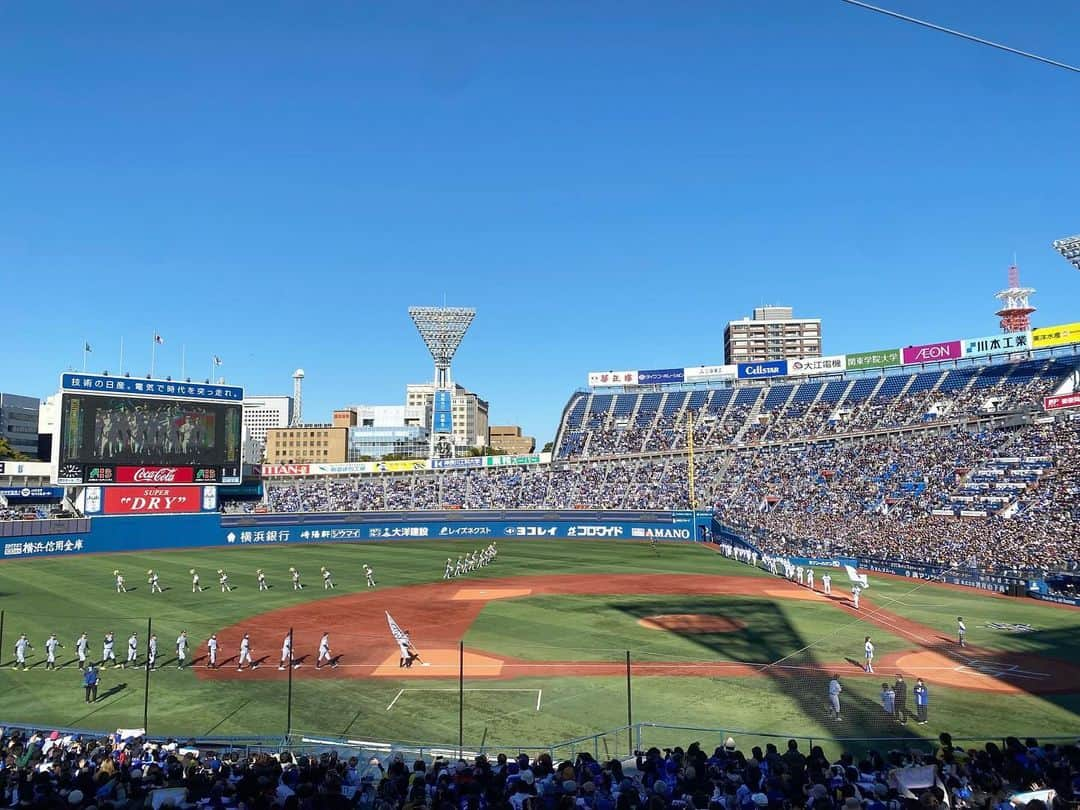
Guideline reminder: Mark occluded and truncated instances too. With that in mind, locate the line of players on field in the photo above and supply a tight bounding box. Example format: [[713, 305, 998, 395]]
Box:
[[442, 542, 498, 579], [114, 564, 378, 594], [11, 629, 342, 672]]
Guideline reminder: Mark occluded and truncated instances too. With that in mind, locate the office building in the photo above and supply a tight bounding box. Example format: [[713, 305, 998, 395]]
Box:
[[347, 425, 430, 460], [242, 395, 293, 464], [724, 306, 822, 364], [489, 425, 535, 455], [0, 392, 41, 458], [264, 425, 348, 464], [405, 383, 489, 450]]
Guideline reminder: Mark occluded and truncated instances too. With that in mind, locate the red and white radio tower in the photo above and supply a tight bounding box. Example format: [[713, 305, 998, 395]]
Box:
[[994, 265, 1036, 333]]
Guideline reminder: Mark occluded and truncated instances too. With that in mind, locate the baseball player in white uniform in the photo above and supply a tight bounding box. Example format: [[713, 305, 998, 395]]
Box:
[[822, 573, 832, 595], [176, 631, 188, 669], [147, 569, 163, 594], [45, 634, 62, 670], [102, 632, 117, 667], [279, 633, 293, 670], [806, 569, 815, 591], [957, 617, 967, 647], [796, 566, 804, 585], [364, 565, 375, 588], [14, 634, 32, 670], [321, 567, 336, 590], [207, 634, 219, 668], [828, 676, 843, 720], [316, 632, 336, 669], [864, 636, 875, 673], [851, 584, 862, 609], [191, 569, 204, 593], [290, 567, 303, 590], [444, 558, 454, 579], [237, 634, 253, 670], [148, 635, 158, 670], [124, 632, 138, 668], [218, 569, 233, 592], [257, 569, 269, 591], [76, 633, 89, 669], [114, 570, 128, 593]]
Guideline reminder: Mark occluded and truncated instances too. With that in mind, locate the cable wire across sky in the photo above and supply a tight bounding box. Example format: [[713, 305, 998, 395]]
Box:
[[839, 0, 1080, 74]]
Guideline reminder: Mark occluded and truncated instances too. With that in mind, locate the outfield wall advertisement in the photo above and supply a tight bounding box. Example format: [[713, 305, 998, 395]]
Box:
[[0, 510, 707, 559], [258, 453, 552, 478]]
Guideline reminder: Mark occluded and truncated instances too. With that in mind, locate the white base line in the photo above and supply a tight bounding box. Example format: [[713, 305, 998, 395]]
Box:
[[386, 688, 543, 711], [385, 688, 405, 712]]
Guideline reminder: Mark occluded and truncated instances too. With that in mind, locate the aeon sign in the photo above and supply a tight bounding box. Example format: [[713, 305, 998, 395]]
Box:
[[114, 466, 195, 484], [901, 340, 962, 365]]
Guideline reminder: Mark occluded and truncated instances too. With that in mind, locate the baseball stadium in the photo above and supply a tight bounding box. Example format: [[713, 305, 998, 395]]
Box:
[[2, 312, 1079, 768]]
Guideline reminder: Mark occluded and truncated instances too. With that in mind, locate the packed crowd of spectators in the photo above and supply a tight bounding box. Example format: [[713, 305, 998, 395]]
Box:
[[2, 727, 1077, 810]]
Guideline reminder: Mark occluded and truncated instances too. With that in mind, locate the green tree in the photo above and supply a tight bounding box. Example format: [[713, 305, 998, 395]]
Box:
[[541, 441, 554, 454]]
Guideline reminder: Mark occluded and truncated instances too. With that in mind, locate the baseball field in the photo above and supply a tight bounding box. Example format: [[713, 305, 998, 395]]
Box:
[[0, 538, 1078, 753]]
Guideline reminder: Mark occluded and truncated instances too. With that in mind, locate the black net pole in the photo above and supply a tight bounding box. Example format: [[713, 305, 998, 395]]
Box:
[[286, 627, 294, 740], [626, 650, 633, 746], [459, 639, 465, 758], [143, 617, 152, 732]]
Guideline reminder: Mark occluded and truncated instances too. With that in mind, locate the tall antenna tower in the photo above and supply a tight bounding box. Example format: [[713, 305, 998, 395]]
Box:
[[292, 368, 305, 426], [995, 265, 1036, 333], [409, 306, 476, 458], [1052, 234, 1080, 271]]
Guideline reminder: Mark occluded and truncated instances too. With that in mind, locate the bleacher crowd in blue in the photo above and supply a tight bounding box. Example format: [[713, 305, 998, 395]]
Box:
[[232, 355, 1080, 573], [1, 726, 1077, 810]]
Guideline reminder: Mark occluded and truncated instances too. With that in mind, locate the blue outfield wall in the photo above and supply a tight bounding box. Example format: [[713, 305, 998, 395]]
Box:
[[1, 510, 712, 561]]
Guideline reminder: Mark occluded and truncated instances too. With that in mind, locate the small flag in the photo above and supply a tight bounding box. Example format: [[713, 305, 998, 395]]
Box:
[[84, 342, 92, 353], [154, 334, 164, 345], [213, 356, 222, 366]]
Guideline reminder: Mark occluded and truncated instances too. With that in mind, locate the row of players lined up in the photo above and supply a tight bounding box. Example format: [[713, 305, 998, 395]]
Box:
[[442, 542, 498, 578], [114, 564, 376, 593], [10, 628, 350, 672]]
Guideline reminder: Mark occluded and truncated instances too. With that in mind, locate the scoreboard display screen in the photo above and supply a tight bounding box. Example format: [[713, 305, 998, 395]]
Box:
[[57, 392, 242, 485]]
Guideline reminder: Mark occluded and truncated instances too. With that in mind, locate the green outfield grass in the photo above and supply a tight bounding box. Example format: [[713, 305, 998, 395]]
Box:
[[0, 539, 1077, 752]]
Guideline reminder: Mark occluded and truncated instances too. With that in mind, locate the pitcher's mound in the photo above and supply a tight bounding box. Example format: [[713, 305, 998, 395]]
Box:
[[638, 614, 745, 633]]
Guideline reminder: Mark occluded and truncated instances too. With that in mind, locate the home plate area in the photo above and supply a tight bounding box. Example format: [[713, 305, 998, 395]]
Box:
[[371, 648, 504, 678], [386, 687, 542, 713]]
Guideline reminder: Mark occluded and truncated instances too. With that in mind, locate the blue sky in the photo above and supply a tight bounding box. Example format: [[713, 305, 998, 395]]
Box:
[[2, 1, 1078, 444]]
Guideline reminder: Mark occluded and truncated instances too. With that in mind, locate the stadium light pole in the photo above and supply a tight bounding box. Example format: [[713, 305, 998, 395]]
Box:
[[409, 306, 476, 457], [1052, 235, 1080, 271]]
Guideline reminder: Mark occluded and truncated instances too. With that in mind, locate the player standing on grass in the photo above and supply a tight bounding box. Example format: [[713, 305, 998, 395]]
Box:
[[147, 569, 163, 594], [114, 570, 128, 593], [148, 635, 158, 670], [191, 569, 204, 593], [914, 678, 929, 724], [290, 567, 303, 590], [828, 676, 842, 720], [218, 569, 233, 592], [864, 636, 875, 673], [322, 567, 336, 589], [176, 631, 188, 670], [124, 632, 138, 669], [102, 632, 117, 668], [45, 634, 62, 670], [957, 617, 967, 647], [444, 558, 454, 579], [14, 634, 31, 671], [75, 633, 88, 670], [364, 565, 376, 588], [806, 569, 815, 591], [822, 573, 832, 595], [257, 569, 269, 591]]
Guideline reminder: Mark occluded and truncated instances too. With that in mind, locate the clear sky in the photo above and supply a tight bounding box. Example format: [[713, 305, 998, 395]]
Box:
[[2, 1, 1078, 445]]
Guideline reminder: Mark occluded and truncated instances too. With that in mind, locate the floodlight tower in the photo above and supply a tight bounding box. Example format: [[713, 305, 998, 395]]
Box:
[[409, 306, 476, 458], [995, 265, 1036, 333], [1052, 234, 1080, 272]]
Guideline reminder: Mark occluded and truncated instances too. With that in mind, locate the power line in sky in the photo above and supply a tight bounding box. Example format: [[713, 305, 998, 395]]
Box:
[[839, 0, 1080, 74]]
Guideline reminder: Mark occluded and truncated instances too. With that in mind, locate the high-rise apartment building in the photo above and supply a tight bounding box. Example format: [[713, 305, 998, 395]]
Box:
[[242, 395, 293, 464], [724, 306, 822, 364], [405, 383, 489, 450], [0, 393, 41, 459]]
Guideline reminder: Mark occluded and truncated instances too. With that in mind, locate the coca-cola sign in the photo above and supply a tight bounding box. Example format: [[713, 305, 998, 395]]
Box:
[[103, 485, 203, 514], [114, 466, 195, 484]]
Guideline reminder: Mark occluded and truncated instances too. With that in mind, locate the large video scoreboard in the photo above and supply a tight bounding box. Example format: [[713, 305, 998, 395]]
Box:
[[55, 373, 243, 486]]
